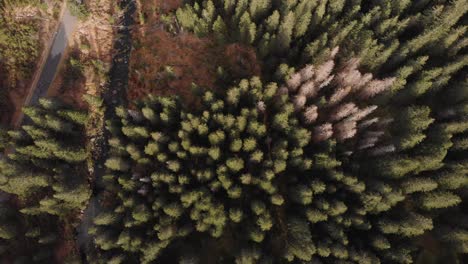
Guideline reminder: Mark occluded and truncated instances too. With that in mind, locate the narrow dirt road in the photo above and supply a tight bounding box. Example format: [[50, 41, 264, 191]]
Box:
[[13, 5, 78, 127]]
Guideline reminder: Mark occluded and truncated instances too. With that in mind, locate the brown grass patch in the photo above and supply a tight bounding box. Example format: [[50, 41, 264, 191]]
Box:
[[128, 0, 261, 104], [47, 49, 88, 110], [129, 30, 219, 102], [136, 0, 182, 21], [224, 43, 262, 78], [49, 76, 87, 109], [129, 29, 261, 103]]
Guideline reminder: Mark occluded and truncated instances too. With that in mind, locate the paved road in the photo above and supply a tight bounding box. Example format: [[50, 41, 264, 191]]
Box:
[[19, 6, 78, 125]]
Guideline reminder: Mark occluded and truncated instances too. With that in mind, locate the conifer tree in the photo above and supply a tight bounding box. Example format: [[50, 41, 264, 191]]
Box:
[[0, 98, 90, 219]]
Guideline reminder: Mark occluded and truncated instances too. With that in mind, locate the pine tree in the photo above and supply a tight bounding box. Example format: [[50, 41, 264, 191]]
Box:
[[284, 217, 316, 261], [276, 11, 295, 52], [417, 191, 461, 209], [393, 106, 434, 150], [238, 12, 256, 44], [212, 15, 227, 43]]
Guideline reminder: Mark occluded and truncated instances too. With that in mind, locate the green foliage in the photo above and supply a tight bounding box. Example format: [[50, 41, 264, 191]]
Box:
[[92, 77, 314, 261], [67, 0, 89, 20], [17, 0, 464, 263], [393, 106, 434, 150], [417, 191, 461, 210], [284, 217, 316, 261], [0, 98, 90, 218]]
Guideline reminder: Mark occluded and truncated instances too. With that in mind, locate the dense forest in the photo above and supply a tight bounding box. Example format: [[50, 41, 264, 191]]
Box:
[[0, 98, 88, 262], [0, 0, 467, 263]]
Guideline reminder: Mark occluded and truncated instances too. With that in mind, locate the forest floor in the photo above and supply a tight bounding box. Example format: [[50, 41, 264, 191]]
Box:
[[128, 0, 261, 106]]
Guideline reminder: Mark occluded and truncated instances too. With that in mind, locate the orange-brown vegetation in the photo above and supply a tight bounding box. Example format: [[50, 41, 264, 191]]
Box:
[[48, 0, 115, 109], [128, 0, 261, 104], [156, 0, 182, 13], [129, 29, 261, 102], [128, 30, 261, 103], [47, 63, 88, 110], [224, 43, 262, 79], [129, 30, 218, 102]]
